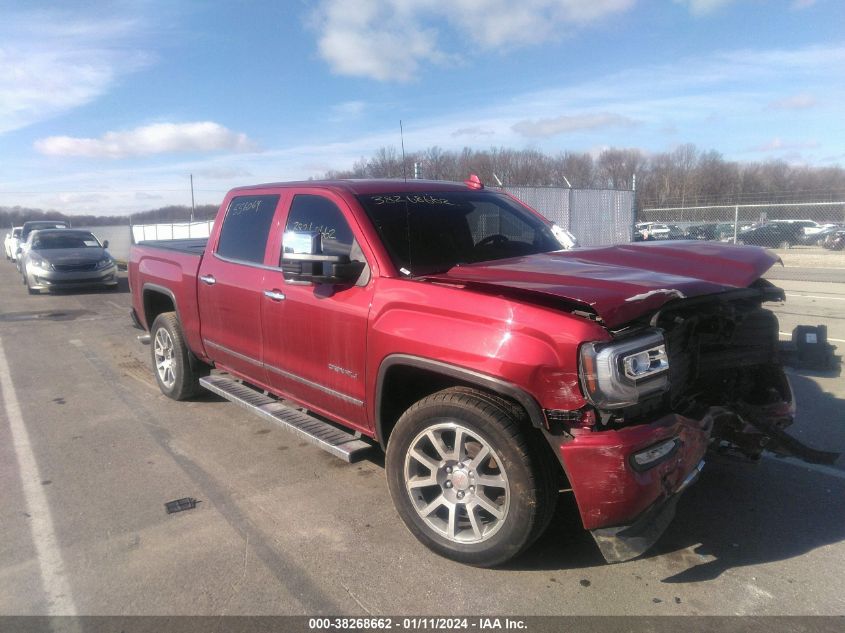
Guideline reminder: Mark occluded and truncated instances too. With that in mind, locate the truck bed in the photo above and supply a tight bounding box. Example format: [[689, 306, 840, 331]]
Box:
[[135, 238, 207, 255]]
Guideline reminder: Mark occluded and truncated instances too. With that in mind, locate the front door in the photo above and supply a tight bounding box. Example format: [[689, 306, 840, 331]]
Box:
[[261, 192, 373, 432]]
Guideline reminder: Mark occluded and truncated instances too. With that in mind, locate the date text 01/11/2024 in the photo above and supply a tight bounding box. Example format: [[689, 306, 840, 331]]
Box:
[[307, 617, 527, 630]]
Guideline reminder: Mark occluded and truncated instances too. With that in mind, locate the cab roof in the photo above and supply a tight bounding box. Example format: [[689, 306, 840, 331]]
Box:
[[229, 179, 485, 196]]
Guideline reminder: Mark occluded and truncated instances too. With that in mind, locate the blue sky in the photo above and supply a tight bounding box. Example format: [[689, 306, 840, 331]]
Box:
[[1, 0, 843, 215]]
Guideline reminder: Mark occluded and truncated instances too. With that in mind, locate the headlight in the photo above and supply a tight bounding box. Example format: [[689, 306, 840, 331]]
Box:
[[29, 258, 52, 271], [579, 329, 669, 409], [96, 257, 115, 269]]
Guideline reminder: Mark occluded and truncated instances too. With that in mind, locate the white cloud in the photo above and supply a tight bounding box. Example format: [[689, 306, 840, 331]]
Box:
[[194, 167, 254, 180], [441, 0, 635, 48], [6, 43, 844, 215], [55, 192, 112, 205], [0, 11, 151, 134], [452, 126, 495, 138], [313, 0, 634, 81], [314, 1, 446, 82], [35, 122, 256, 159], [791, 0, 817, 9], [512, 113, 637, 138], [673, 0, 736, 15], [330, 100, 368, 121], [768, 93, 817, 110], [750, 137, 820, 152]]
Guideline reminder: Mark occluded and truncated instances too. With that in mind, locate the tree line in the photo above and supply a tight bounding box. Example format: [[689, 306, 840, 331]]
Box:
[[324, 144, 845, 209], [3, 143, 844, 228], [1, 204, 218, 229]]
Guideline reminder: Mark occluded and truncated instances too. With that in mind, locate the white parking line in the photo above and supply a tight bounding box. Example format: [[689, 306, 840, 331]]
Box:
[[785, 293, 845, 301], [778, 331, 845, 343], [763, 452, 845, 481], [0, 337, 78, 615]]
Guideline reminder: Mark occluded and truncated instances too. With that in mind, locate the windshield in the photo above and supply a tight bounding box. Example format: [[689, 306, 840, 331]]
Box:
[[32, 233, 100, 250], [357, 191, 560, 276], [22, 223, 68, 239]]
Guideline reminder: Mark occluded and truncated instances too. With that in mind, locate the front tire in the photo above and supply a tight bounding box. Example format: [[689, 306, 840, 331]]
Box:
[[386, 388, 556, 567], [150, 312, 207, 400]]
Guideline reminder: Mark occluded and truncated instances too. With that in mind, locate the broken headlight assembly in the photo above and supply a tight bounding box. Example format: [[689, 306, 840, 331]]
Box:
[[579, 329, 669, 409]]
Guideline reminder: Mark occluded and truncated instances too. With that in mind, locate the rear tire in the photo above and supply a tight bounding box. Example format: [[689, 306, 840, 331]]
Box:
[[150, 312, 207, 400], [386, 387, 556, 567]]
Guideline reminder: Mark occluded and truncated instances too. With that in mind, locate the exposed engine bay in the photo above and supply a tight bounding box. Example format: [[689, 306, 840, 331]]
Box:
[[595, 281, 838, 465]]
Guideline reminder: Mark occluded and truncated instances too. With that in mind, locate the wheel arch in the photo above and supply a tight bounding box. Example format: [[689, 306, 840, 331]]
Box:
[[142, 283, 180, 331], [374, 354, 546, 449]]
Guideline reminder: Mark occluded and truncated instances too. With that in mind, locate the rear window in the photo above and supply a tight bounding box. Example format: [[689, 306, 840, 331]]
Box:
[[216, 194, 280, 264]]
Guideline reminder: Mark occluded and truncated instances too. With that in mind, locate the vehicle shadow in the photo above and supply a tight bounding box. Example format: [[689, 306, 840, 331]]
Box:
[[509, 370, 845, 577], [43, 276, 129, 295]]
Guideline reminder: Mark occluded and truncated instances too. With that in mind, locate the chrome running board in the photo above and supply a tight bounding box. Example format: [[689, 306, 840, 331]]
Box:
[[199, 374, 373, 463]]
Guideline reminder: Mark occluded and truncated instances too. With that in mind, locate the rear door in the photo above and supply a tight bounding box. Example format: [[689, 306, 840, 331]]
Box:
[[261, 191, 374, 432], [197, 192, 285, 387]]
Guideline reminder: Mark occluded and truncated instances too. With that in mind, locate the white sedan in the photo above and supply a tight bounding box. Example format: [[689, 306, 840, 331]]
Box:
[[4, 226, 22, 261]]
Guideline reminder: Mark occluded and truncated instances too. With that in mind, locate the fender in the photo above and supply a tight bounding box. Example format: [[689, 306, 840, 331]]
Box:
[[374, 354, 546, 447]]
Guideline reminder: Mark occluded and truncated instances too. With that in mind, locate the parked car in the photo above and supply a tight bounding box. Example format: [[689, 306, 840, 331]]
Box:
[[799, 225, 842, 246], [635, 222, 671, 240], [665, 224, 685, 240], [16, 220, 71, 270], [822, 230, 845, 251], [736, 223, 802, 248], [20, 229, 117, 294], [768, 219, 830, 236], [127, 178, 823, 567], [684, 224, 719, 241], [4, 226, 22, 260]]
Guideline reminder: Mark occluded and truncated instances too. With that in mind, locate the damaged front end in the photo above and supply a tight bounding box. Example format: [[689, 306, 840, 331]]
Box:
[[547, 280, 839, 563]]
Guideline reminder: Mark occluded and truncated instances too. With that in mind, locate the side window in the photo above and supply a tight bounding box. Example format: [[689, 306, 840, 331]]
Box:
[[216, 194, 280, 264], [283, 194, 358, 259]]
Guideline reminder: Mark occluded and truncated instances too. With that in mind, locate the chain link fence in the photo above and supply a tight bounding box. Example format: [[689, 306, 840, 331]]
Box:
[[503, 186, 635, 247], [638, 201, 845, 282], [639, 201, 845, 246]]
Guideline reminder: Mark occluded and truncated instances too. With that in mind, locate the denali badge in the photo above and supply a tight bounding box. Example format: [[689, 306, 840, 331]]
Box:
[[328, 363, 358, 379]]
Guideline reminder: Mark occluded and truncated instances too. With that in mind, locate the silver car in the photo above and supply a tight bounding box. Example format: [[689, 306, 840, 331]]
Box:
[[21, 229, 118, 294]]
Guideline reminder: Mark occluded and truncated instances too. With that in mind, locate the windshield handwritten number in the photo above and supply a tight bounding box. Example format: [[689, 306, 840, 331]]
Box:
[[371, 195, 454, 206]]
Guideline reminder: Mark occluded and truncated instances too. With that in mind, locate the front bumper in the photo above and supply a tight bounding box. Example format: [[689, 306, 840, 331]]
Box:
[[590, 459, 704, 563], [546, 407, 716, 562], [28, 265, 118, 290]]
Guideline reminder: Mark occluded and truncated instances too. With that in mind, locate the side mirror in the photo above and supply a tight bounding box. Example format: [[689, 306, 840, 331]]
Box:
[[102, 239, 109, 248], [281, 231, 364, 285]]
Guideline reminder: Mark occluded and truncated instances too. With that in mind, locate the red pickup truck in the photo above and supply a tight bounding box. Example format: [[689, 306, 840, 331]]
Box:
[[129, 178, 813, 567]]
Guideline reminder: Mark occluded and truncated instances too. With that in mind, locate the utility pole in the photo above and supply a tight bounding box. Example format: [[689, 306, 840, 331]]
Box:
[[190, 174, 196, 222]]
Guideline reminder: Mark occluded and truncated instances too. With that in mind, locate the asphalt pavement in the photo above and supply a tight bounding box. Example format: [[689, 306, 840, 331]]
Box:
[[1, 262, 843, 616]]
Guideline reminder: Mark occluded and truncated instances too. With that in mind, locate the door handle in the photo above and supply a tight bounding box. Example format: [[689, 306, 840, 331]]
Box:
[[200, 274, 216, 285], [263, 289, 286, 301]]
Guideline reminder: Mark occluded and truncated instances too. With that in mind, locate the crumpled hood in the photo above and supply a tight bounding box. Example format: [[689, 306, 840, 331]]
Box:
[[426, 241, 780, 328]]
